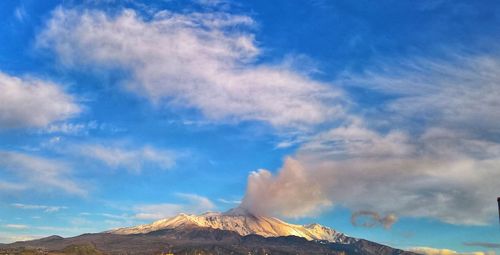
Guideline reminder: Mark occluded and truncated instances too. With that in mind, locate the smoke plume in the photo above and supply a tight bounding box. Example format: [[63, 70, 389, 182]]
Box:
[[239, 157, 331, 218], [238, 120, 500, 225], [240, 53, 500, 225]]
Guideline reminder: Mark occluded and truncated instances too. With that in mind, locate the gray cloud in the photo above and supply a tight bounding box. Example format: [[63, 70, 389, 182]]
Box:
[[463, 242, 500, 249], [351, 210, 397, 229], [240, 53, 500, 226]]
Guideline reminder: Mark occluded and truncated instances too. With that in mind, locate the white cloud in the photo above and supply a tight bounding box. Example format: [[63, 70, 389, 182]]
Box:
[[0, 151, 86, 196], [37, 8, 344, 130], [134, 204, 183, 221], [4, 224, 29, 230], [195, 0, 227, 7], [217, 198, 241, 204], [75, 212, 136, 228], [43, 121, 98, 135], [409, 246, 497, 255], [78, 144, 175, 173], [134, 193, 216, 220], [14, 5, 27, 22], [0, 72, 80, 130], [11, 203, 68, 213], [100, 213, 130, 220]]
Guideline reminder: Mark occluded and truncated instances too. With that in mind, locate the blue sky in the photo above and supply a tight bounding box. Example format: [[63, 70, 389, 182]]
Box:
[[0, 0, 499, 254]]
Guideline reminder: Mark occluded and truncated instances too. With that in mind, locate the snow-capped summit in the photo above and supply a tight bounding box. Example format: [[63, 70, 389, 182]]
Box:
[[109, 207, 353, 243]]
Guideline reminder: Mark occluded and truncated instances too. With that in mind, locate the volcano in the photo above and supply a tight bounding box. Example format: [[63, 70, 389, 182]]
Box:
[[109, 208, 352, 243], [0, 208, 417, 255]]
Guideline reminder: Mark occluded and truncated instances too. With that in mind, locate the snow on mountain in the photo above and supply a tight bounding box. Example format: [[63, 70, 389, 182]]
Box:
[[109, 208, 353, 243]]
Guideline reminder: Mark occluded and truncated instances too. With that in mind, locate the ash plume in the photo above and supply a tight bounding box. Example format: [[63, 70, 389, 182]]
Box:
[[239, 157, 331, 218]]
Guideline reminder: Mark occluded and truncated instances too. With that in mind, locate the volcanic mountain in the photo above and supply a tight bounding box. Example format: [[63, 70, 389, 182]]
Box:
[[0, 208, 418, 255], [109, 207, 353, 243]]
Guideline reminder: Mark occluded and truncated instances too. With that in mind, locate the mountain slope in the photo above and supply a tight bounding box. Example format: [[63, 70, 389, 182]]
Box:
[[0, 209, 419, 255], [110, 208, 352, 243], [0, 228, 417, 255]]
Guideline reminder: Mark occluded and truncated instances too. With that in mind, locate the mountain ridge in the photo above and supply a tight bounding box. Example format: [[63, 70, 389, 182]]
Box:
[[0, 209, 419, 255], [109, 208, 353, 243], [0, 228, 417, 255]]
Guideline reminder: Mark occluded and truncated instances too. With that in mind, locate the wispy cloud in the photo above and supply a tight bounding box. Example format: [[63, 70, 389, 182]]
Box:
[[11, 203, 68, 213], [134, 193, 216, 220], [37, 8, 345, 130], [0, 151, 86, 196], [42, 121, 98, 135], [217, 198, 241, 204], [99, 213, 130, 220], [40, 121, 123, 136], [0, 181, 26, 192], [0, 71, 80, 130], [339, 53, 500, 135], [463, 242, 500, 249], [74, 212, 136, 229], [77, 144, 175, 173], [14, 5, 27, 22], [4, 224, 29, 230]]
